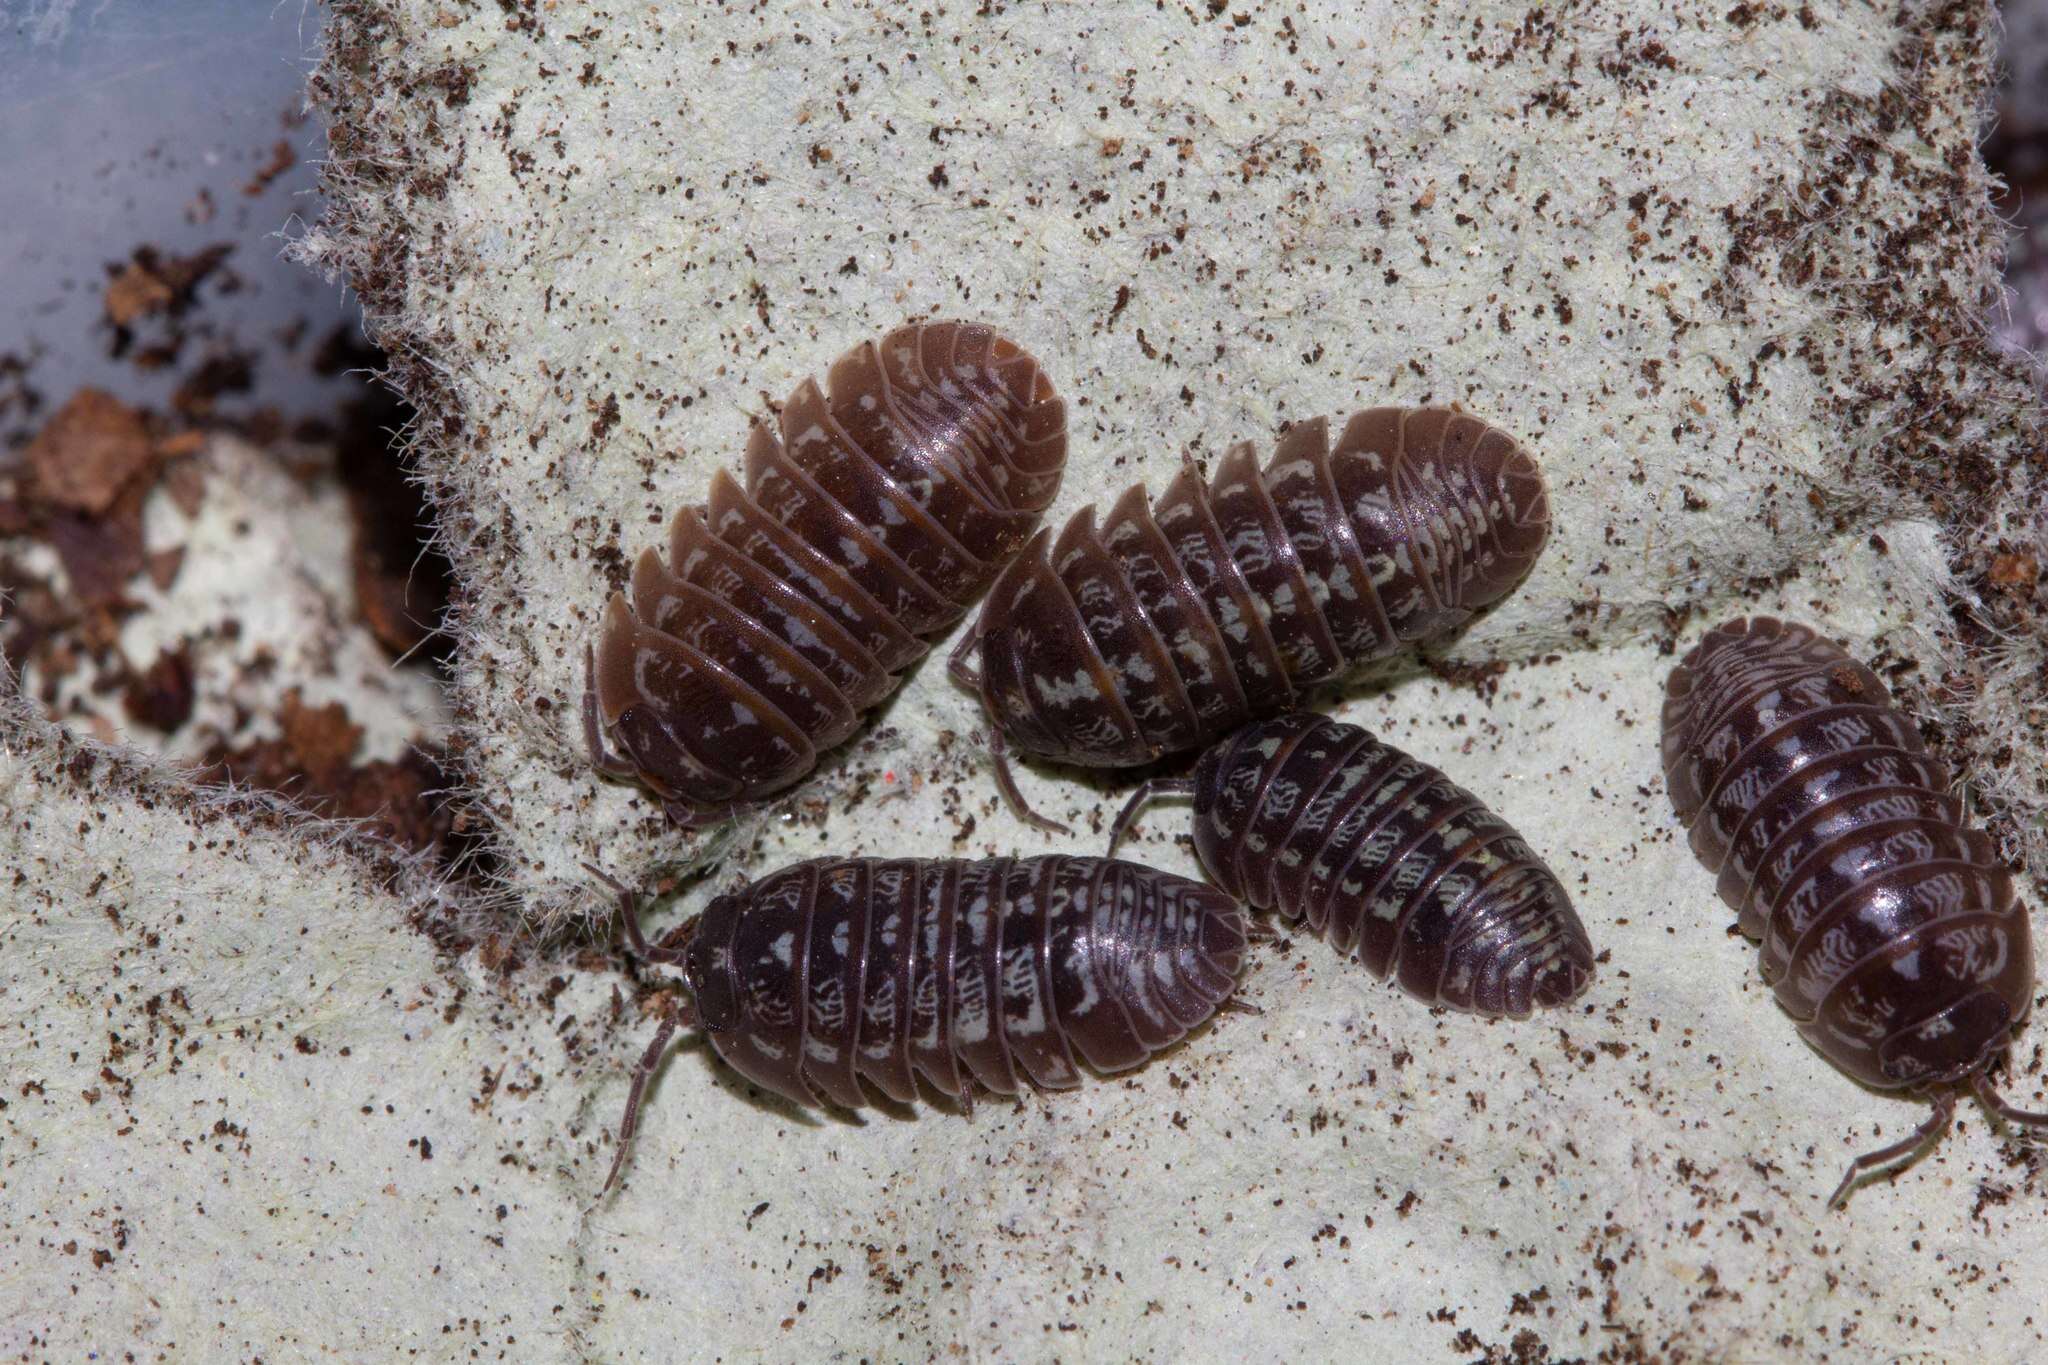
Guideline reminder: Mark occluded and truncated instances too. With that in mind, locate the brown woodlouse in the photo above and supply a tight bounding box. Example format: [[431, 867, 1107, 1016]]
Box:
[[596, 854, 1249, 1194], [949, 407, 1550, 831], [586, 321, 1067, 826], [1111, 712, 1594, 1018], [1662, 616, 2045, 1207]]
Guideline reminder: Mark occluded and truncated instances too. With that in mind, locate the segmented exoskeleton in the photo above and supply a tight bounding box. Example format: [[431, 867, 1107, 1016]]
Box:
[[1662, 616, 2045, 1206], [587, 321, 1067, 826], [1111, 713, 1594, 1018], [951, 407, 1548, 831], [596, 854, 1248, 1195]]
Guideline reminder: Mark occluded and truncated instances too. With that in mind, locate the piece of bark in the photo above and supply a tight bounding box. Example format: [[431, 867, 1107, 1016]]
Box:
[[27, 389, 157, 516]]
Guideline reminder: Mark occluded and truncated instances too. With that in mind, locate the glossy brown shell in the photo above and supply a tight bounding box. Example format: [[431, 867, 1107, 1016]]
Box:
[[960, 407, 1548, 769], [590, 322, 1066, 821], [682, 855, 1248, 1108], [1662, 617, 2031, 1091], [1183, 713, 1592, 1018]]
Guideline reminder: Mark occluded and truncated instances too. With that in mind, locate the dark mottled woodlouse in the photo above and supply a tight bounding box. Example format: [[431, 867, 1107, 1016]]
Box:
[[586, 321, 1067, 826], [950, 407, 1550, 830], [1662, 616, 2045, 1206], [597, 854, 1249, 1193], [1111, 713, 1594, 1018]]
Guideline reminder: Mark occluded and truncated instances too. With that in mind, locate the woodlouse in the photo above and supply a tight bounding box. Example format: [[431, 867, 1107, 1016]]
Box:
[[597, 854, 1249, 1194], [587, 321, 1067, 826], [949, 407, 1549, 830], [1662, 616, 2045, 1206], [1111, 713, 1594, 1018]]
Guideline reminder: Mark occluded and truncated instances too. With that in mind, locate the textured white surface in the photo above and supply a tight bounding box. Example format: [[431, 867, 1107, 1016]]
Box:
[[7, 0, 2046, 1358], [0, 714, 585, 1358], [304, 0, 2034, 923], [11, 548, 2048, 1360]]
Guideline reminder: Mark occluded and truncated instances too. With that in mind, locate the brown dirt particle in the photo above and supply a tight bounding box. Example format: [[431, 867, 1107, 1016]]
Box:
[[145, 546, 186, 592], [43, 484, 149, 609], [1988, 552, 2039, 590], [243, 139, 297, 198], [102, 263, 176, 329], [121, 645, 196, 733], [160, 449, 209, 517], [101, 244, 234, 334], [278, 691, 365, 785], [27, 389, 157, 515]]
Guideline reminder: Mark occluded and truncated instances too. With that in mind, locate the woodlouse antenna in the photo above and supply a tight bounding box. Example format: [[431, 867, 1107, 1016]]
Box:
[[1970, 1069, 2048, 1132], [582, 644, 641, 780], [949, 632, 1074, 834], [989, 729, 1069, 836], [595, 1012, 680, 1204], [1107, 778, 1198, 856], [1827, 1089, 1956, 1210], [582, 863, 689, 967], [585, 863, 705, 1204], [945, 629, 983, 691]]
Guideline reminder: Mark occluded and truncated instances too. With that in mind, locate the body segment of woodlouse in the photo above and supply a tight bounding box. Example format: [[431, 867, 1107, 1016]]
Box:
[[587, 322, 1067, 826], [950, 407, 1549, 830], [1661, 616, 2044, 1207], [597, 854, 1248, 1194], [1111, 713, 1594, 1019]]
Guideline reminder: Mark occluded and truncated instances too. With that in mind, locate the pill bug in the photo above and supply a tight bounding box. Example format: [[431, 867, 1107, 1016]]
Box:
[[586, 321, 1067, 826], [1110, 712, 1594, 1018], [949, 406, 1549, 831], [1662, 616, 2045, 1207], [595, 854, 1250, 1194]]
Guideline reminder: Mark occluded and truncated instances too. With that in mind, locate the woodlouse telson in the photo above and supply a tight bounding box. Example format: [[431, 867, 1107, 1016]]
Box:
[[1110, 713, 1595, 1018], [594, 855, 1249, 1195], [1662, 616, 2045, 1207], [949, 407, 1550, 831], [586, 321, 1067, 826]]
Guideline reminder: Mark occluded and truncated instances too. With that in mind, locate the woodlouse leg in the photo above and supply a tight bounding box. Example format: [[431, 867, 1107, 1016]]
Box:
[[582, 644, 641, 780], [1970, 1070, 2048, 1132], [1217, 996, 1265, 1017], [661, 796, 762, 830], [1106, 779, 1198, 856], [1826, 1090, 1955, 1210], [990, 730, 1071, 836], [595, 1013, 679, 1203], [946, 628, 984, 691]]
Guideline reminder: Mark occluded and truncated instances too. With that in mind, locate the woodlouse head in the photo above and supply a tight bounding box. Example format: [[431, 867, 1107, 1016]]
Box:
[[595, 702, 689, 804], [681, 917, 741, 1034], [1879, 989, 2018, 1087], [1184, 715, 1302, 901], [1659, 616, 1803, 824]]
